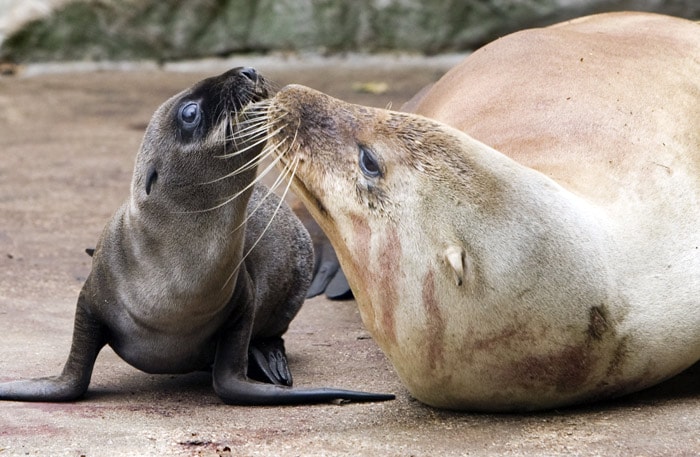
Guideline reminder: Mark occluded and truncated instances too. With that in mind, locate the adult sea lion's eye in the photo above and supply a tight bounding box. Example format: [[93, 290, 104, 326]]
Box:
[[359, 145, 382, 178], [178, 102, 201, 128]]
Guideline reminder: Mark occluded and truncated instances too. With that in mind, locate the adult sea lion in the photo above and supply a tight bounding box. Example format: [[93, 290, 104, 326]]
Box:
[[245, 12, 700, 411], [0, 67, 393, 405]]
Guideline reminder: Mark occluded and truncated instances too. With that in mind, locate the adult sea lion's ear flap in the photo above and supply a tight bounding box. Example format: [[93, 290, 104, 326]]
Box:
[[145, 166, 158, 195], [443, 245, 466, 287], [85, 248, 95, 257]]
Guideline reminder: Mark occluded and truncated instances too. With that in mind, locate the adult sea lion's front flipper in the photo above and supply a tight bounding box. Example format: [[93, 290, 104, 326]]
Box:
[[323, 267, 353, 300], [306, 240, 341, 299], [0, 293, 105, 401], [292, 201, 353, 300]]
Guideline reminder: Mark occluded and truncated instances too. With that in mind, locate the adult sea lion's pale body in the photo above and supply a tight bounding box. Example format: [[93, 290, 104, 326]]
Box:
[[251, 12, 700, 411], [0, 68, 392, 405]]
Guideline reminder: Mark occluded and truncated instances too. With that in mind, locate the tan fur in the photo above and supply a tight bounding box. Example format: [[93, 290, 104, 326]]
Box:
[[256, 12, 699, 411]]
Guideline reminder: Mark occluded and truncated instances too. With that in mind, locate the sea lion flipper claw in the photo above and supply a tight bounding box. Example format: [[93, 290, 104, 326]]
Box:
[[248, 338, 293, 386]]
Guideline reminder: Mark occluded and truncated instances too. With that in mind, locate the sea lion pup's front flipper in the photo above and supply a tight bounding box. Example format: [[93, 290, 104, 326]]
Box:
[[0, 292, 106, 401], [213, 271, 394, 405]]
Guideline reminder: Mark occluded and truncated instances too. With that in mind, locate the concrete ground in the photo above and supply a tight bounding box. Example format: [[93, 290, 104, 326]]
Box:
[[0, 55, 698, 457]]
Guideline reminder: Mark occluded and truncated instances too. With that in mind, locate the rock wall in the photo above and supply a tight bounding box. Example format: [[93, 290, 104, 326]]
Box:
[[1, 0, 699, 62]]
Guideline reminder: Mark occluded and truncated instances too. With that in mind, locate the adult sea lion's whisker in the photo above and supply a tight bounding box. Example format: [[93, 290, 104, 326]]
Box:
[[221, 156, 300, 291], [194, 152, 285, 214], [228, 149, 296, 234], [210, 146, 270, 182], [232, 138, 290, 176], [208, 137, 284, 188]]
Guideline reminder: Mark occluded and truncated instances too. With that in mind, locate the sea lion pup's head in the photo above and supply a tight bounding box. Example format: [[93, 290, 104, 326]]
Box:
[[132, 67, 272, 214]]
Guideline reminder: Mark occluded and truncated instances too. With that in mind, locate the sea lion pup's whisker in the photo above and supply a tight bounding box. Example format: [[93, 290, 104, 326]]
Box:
[[191, 152, 285, 214], [221, 156, 300, 291], [228, 117, 268, 141], [227, 146, 297, 234], [0, 68, 398, 406], [231, 134, 290, 176], [206, 132, 286, 187], [217, 122, 284, 161], [219, 111, 234, 154]]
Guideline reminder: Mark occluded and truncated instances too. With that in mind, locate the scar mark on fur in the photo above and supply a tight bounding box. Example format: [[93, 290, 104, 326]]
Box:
[[350, 214, 371, 274], [587, 305, 610, 340], [422, 269, 445, 369], [377, 225, 401, 345], [511, 345, 593, 392], [348, 213, 377, 328]]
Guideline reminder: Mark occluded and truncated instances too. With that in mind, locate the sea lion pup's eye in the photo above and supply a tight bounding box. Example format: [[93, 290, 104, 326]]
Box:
[[358, 145, 382, 178], [178, 101, 201, 129]]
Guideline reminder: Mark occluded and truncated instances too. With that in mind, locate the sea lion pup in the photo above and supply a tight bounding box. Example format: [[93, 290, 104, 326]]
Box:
[[0, 67, 393, 405], [245, 12, 700, 411]]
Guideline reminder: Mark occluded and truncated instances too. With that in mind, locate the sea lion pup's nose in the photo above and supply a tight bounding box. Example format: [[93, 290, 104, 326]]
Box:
[[238, 67, 259, 82]]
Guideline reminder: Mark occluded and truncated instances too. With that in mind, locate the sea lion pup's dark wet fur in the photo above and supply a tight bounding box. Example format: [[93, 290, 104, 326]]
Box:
[[0, 67, 393, 405]]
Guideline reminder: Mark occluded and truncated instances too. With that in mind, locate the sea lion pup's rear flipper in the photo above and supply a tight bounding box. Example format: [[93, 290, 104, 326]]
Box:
[[248, 337, 292, 386], [0, 292, 106, 402], [214, 273, 394, 405], [216, 333, 395, 405]]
